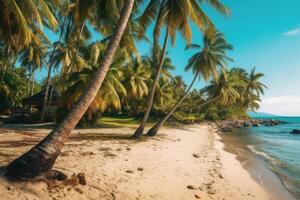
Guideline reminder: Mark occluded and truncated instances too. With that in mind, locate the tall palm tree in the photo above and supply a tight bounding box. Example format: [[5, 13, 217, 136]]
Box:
[[20, 39, 48, 95], [40, 0, 97, 122], [243, 68, 267, 111], [5, 0, 135, 180], [133, 0, 230, 138], [40, 15, 68, 123], [247, 67, 267, 97], [147, 30, 233, 136]]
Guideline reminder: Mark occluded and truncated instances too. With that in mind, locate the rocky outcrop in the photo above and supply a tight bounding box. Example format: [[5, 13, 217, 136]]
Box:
[[290, 129, 300, 134], [216, 119, 286, 133]]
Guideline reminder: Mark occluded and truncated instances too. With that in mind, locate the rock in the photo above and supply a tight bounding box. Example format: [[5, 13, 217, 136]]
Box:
[[104, 152, 117, 157], [194, 194, 201, 199], [61, 151, 70, 157], [207, 190, 216, 195], [290, 129, 300, 134], [77, 173, 86, 185], [116, 148, 122, 151], [126, 147, 131, 151], [74, 187, 83, 194], [65, 173, 80, 186], [7, 186, 12, 190], [46, 170, 67, 181], [187, 185, 196, 190], [126, 170, 134, 173], [253, 123, 260, 127], [193, 154, 200, 158], [137, 167, 144, 171]]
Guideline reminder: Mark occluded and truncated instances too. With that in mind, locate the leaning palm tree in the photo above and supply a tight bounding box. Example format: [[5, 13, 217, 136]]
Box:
[[5, 0, 135, 180], [133, 0, 230, 138], [147, 30, 233, 136]]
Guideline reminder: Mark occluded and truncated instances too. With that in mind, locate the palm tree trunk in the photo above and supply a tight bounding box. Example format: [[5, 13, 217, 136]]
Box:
[[5, 0, 135, 180], [48, 20, 85, 108], [147, 91, 219, 136], [147, 71, 200, 136], [132, 29, 169, 139], [64, 20, 86, 75], [31, 71, 35, 96], [40, 16, 67, 123]]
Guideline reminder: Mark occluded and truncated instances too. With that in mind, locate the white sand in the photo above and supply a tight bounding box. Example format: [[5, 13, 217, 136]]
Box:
[[0, 124, 270, 200]]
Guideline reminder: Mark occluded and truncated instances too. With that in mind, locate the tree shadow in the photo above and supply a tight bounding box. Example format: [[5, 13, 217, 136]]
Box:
[[2, 123, 55, 131], [0, 138, 41, 148], [0, 166, 7, 178], [68, 132, 166, 143]]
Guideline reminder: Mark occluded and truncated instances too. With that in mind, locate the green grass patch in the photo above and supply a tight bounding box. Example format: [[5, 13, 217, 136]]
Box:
[[98, 116, 140, 128]]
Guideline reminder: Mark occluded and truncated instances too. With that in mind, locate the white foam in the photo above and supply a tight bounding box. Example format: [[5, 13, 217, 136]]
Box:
[[247, 145, 276, 164]]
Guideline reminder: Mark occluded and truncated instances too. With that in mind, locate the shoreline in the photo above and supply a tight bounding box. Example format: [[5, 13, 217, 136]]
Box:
[[218, 124, 297, 200], [0, 124, 273, 199]]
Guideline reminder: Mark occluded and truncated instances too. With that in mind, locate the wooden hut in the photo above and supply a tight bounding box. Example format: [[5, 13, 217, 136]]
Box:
[[22, 85, 61, 116]]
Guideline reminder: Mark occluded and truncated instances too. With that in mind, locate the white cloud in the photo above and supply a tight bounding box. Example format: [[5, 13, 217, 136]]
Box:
[[284, 26, 300, 36], [259, 96, 300, 116]]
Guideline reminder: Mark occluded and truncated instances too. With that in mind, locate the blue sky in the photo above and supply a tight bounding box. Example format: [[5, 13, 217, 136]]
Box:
[[39, 0, 300, 116]]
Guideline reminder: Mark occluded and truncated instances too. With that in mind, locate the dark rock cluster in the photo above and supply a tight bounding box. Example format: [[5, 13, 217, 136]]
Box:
[[290, 129, 300, 134], [216, 119, 286, 133]]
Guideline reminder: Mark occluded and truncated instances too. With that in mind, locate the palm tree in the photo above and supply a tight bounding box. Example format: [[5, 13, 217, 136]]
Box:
[[0, 68, 27, 112], [204, 70, 242, 106], [247, 67, 267, 97], [40, 0, 97, 122], [19, 40, 48, 96], [40, 15, 68, 123], [5, 0, 135, 180], [60, 43, 127, 121], [243, 68, 267, 111], [133, 0, 230, 138], [147, 30, 233, 136], [123, 57, 151, 100], [0, 0, 59, 51]]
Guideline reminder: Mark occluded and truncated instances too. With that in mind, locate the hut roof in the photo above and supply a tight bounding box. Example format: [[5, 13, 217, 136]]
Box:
[[23, 85, 61, 106]]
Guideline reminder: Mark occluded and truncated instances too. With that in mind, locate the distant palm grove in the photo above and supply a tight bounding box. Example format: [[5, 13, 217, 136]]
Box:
[[0, 0, 266, 180]]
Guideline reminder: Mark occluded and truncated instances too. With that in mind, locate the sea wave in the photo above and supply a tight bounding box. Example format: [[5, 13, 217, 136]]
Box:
[[246, 145, 277, 164]]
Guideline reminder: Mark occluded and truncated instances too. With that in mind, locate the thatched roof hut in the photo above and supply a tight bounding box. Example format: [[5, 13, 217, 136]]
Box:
[[22, 86, 61, 108]]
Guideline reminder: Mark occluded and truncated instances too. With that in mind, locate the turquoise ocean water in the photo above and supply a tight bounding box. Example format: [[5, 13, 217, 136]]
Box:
[[222, 117, 300, 199]]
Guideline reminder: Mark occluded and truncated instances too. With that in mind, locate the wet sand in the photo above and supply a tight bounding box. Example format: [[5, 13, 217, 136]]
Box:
[[219, 129, 296, 200]]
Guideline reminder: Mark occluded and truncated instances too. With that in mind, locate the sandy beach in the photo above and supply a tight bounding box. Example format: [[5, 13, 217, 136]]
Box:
[[0, 124, 270, 200]]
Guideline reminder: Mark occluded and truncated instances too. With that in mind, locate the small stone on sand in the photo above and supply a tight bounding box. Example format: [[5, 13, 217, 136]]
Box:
[[193, 154, 200, 158], [187, 185, 196, 190], [77, 173, 86, 185]]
